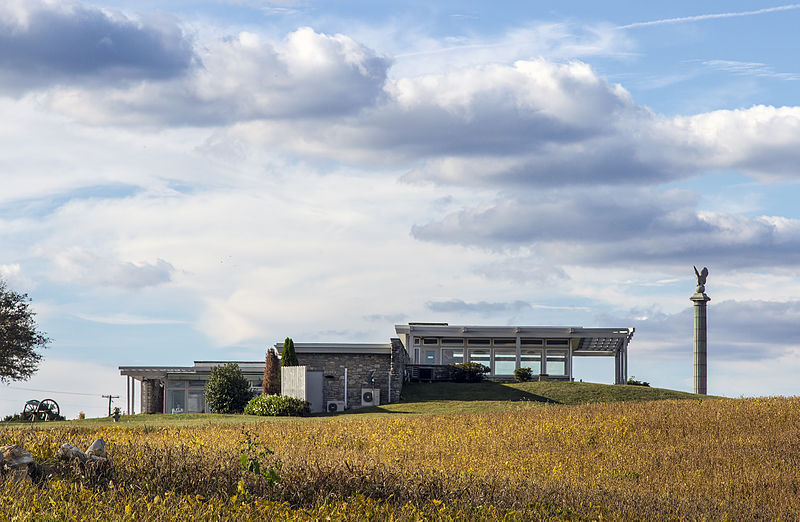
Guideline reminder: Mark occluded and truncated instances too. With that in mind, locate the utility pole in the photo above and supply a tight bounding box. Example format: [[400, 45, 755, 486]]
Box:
[[102, 394, 120, 416]]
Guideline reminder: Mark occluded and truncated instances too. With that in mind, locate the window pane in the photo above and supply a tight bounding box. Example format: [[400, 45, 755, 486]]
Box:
[[493, 338, 516, 346], [423, 338, 439, 345], [521, 339, 543, 345], [547, 339, 569, 346], [521, 350, 541, 374], [441, 349, 464, 365], [167, 389, 185, 414], [187, 390, 204, 413], [468, 348, 490, 367], [467, 339, 491, 346], [546, 351, 567, 375], [494, 349, 516, 375], [442, 338, 464, 345], [424, 350, 436, 364]]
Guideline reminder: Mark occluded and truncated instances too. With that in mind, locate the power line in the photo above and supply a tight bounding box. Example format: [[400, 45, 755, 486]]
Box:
[[2, 386, 105, 397]]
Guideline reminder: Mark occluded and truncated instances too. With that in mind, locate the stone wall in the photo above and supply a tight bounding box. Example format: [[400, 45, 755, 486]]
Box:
[[141, 379, 163, 414], [296, 340, 407, 407]]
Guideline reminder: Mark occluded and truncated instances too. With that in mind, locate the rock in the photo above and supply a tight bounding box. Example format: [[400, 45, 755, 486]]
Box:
[[86, 439, 106, 458], [0, 445, 34, 468], [57, 443, 87, 463]]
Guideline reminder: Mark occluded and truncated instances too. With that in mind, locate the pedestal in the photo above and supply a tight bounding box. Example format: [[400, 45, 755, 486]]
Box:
[[691, 292, 710, 395]]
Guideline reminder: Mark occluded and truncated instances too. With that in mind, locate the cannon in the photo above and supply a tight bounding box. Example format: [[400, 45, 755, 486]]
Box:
[[22, 399, 60, 422]]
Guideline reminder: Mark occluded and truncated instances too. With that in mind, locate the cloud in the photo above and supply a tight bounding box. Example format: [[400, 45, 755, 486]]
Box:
[[701, 60, 800, 81], [612, 300, 800, 362], [411, 187, 800, 269], [426, 299, 532, 314], [0, 0, 195, 92], [72, 312, 187, 325], [617, 4, 800, 30], [44, 26, 390, 125], [49, 247, 175, 289]]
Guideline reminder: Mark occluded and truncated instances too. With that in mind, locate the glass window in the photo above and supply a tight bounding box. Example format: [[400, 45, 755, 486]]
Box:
[[441, 348, 464, 365], [494, 349, 516, 375], [468, 348, 490, 367], [413, 338, 420, 345], [467, 339, 491, 346], [414, 348, 419, 363], [521, 350, 542, 374], [546, 351, 567, 375], [547, 339, 569, 346], [423, 338, 439, 345], [521, 339, 543, 346], [188, 380, 205, 387], [187, 390, 205, 413], [424, 350, 436, 364], [167, 389, 185, 414], [442, 338, 464, 345], [493, 338, 516, 346]]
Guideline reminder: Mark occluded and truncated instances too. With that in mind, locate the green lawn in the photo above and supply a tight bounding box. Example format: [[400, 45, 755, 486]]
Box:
[[1, 380, 704, 428]]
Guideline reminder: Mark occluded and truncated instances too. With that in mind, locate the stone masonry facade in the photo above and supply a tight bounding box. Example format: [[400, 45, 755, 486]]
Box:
[[296, 338, 407, 406], [141, 379, 164, 414]]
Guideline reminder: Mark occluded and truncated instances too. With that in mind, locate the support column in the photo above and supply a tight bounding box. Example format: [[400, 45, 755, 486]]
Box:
[[691, 292, 711, 395]]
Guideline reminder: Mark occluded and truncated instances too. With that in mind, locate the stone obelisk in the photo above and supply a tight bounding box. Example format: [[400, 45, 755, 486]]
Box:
[[691, 266, 710, 395]]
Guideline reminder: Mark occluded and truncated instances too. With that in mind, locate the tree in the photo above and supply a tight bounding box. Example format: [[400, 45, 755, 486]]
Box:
[[281, 337, 299, 367], [0, 279, 50, 383], [262, 347, 280, 395], [204, 363, 253, 414]]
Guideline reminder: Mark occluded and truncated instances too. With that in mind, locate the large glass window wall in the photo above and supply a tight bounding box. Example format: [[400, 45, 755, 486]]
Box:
[[441, 348, 464, 365], [468, 348, 491, 368], [493, 349, 516, 375], [520, 350, 542, 374]]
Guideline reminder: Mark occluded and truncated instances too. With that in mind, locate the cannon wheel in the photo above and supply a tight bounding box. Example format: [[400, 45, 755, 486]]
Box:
[[23, 400, 40, 421], [37, 399, 60, 421]]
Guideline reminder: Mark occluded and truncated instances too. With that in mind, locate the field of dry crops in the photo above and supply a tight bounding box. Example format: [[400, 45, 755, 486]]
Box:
[[2, 396, 800, 520]]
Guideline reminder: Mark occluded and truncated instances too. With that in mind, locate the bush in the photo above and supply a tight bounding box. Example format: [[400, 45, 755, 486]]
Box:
[[450, 362, 490, 382], [627, 376, 650, 387], [245, 394, 310, 417], [514, 367, 533, 382], [205, 363, 254, 414]]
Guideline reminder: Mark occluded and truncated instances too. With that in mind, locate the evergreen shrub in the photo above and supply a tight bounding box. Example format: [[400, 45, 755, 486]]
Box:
[[514, 367, 533, 382], [205, 363, 253, 414], [450, 362, 490, 382], [281, 337, 299, 366]]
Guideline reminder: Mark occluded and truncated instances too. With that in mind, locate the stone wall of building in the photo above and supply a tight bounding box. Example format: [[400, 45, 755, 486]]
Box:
[[389, 338, 407, 403], [141, 379, 163, 414], [297, 344, 406, 407]]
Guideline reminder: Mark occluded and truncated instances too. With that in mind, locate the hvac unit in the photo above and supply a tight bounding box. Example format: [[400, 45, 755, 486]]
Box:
[[361, 388, 380, 407], [326, 400, 345, 413]]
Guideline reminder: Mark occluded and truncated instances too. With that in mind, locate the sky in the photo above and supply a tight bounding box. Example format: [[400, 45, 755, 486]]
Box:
[[2, 0, 800, 418]]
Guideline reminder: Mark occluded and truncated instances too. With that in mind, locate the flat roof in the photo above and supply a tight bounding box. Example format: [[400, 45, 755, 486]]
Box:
[[395, 324, 633, 338], [395, 324, 634, 355], [273, 342, 392, 354]]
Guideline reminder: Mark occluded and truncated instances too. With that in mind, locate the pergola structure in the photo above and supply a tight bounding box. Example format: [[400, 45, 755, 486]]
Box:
[[394, 323, 634, 383]]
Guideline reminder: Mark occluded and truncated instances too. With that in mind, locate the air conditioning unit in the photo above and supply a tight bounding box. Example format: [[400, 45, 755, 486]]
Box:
[[361, 388, 380, 407], [326, 400, 345, 413]]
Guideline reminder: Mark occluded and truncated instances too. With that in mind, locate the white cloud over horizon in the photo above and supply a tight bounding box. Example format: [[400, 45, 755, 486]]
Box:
[[1, 0, 800, 410]]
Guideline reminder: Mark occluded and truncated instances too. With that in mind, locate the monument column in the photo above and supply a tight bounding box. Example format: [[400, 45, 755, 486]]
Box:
[[691, 266, 710, 395]]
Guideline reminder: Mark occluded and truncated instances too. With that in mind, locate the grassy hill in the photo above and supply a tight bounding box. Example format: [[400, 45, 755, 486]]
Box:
[[350, 380, 702, 416], [1, 380, 702, 427]]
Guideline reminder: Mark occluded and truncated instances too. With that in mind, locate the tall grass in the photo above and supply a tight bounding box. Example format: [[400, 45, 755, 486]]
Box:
[[2, 397, 799, 519]]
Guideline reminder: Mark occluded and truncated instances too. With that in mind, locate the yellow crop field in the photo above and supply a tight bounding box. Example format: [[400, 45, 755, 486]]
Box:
[[2, 397, 799, 520]]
